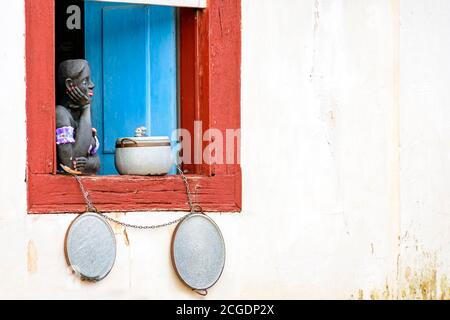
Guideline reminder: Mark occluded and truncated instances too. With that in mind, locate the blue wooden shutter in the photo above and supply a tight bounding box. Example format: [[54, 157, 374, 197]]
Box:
[[85, 2, 177, 175]]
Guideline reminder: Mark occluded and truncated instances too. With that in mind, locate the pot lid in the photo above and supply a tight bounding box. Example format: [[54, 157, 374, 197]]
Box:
[[116, 136, 171, 148]]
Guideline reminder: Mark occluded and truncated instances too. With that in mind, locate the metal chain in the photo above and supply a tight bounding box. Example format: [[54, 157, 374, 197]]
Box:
[[73, 165, 200, 230]]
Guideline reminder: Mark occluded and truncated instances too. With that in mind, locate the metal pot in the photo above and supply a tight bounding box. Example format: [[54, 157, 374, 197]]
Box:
[[114, 136, 173, 176]]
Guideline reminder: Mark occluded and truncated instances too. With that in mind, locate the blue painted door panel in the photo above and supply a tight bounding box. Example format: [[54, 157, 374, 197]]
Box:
[[149, 6, 177, 138], [103, 6, 150, 154], [85, 1, 177, 175]]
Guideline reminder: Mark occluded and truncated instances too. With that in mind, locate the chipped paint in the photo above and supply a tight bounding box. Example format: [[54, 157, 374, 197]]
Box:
[[27, 240, 37, 273], [109, 213, 131, 246], [112, 212, 125, 235], [123, 228, 130, 246]]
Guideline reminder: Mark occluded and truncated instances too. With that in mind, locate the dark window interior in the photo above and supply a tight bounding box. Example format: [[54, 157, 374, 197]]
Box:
[[55, 0, 85, 101]]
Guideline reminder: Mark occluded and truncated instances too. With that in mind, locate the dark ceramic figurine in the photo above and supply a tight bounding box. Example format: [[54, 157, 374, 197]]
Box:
[[56, 59, 100, 174]]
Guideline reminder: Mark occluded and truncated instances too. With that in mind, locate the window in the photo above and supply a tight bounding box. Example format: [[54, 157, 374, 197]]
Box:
[[86, 2, 178, 175], [56, 0, 178, 175], [26, 0, 241, 213]]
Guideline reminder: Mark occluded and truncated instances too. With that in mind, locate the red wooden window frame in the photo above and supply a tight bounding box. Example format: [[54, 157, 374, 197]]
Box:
[[25, 0, 241, 214]]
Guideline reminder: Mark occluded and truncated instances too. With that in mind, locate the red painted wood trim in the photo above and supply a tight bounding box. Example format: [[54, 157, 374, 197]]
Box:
[[208, 0, 242, 176], [179, 7, 212, 176], [25, 0, 56, 174], [180, 1, 242, 176], [179, 8, 198, 174], [28, 174, 240, 214], [26, 0, 241, 214]]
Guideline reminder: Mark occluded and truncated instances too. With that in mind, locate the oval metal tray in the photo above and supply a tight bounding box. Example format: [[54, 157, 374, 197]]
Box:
[[171, 214, 226, 291], [65, 213, 116, 281]]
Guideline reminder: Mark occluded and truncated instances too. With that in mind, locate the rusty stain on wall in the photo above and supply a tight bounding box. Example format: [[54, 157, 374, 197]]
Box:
[[111, 212, 125, 235], [398, 252, 450, 300], [27, 240, 38, 273], [108, 212, 131, 246], [354, 249, 450, 300], [370, 282, 394, 300], [440, 275, 450, 300], [357, 289, 364, 300], [123, 228, 130, 246]]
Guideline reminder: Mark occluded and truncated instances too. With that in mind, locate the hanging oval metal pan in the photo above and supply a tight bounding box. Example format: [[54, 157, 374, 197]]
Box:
[[171, 214, 226, 293], [65, 213, 116, 282]]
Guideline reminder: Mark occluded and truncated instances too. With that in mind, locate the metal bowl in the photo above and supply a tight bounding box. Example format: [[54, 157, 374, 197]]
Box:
[[115, 136, 172, 176]]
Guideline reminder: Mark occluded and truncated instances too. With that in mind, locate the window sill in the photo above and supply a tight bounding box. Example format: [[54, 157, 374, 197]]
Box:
[[28, 172, 241, 214]]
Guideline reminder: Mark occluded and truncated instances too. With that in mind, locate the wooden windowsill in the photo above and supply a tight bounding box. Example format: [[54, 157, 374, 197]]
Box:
[[28, 172, 241, 214]]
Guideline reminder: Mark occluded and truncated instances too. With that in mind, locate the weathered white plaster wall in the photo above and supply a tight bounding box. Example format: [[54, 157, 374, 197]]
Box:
[[398, 0, 450, 300], [0, 0, 448, 299]]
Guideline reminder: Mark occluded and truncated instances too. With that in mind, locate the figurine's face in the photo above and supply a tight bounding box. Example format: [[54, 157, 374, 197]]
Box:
[[65, 62, 95, 107], [78, 65, 95, 102]]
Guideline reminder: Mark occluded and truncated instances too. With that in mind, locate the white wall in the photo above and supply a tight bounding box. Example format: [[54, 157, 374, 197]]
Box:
[[0, 0, 448, 299], [399, 0, 450, 300]]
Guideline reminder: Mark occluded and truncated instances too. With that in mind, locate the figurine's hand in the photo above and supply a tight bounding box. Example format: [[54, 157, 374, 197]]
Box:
[[88, 128, 100, 156], [80, 104, 91, 112], [73, 156, 100, 174], [67, 85, 90, 106], [73, 157, 88, 172]]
